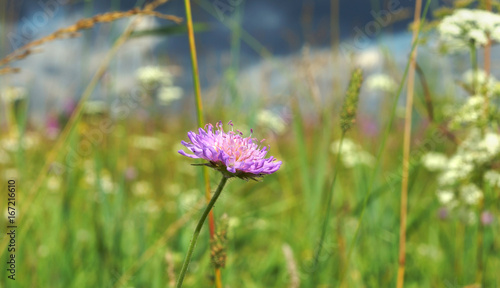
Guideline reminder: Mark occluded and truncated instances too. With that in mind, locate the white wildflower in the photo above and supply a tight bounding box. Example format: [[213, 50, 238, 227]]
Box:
[[136, 66, 172, 89], [3, 169, 18, 180], [462, 69, 498, 95], [1, 86, 27, 103], [449, 96, 484, 128], [366, 73, 398, 93], [417, 243, 442, 260], [0, 148, 10, 164], [438, 9, 500, 52], [437, 189, 455, 205], [158, 86, 183, 105], [479, 132, 500, 157], [132, 135, 162, 151], [142, 200, 160, 215], [132, 181, 153, 196], [421, 152, 448, 171], [47, 175, 61, 192], [437, 154, 473, 186], [256, 110, 287, 135], [228, 217, 241, 229], [460, 183, 483, 205], [331, 138, 375, 168], [179, 189, 199, 211], [484, 170, 500, 188], [83, 100, 107, 115], [100, 171, 115, 194]]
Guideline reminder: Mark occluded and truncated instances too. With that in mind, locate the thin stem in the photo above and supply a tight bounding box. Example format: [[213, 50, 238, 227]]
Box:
[[483, 0, 491, 130], [176, 176, 229, 288], [183, 1, 221, 286], [310, 132, 345, 283], [470, 43, 478, 95], [339, 1, 432, 286], [397, 1, 422, 287], [476, 199, 485, 285]]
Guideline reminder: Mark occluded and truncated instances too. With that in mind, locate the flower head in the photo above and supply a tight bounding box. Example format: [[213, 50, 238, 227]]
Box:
[[178, 121, 282, 180], [438, 9, 500, 52]]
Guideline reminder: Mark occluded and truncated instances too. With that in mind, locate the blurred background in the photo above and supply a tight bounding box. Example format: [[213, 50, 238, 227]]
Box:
[[0, 0, 499, 287]]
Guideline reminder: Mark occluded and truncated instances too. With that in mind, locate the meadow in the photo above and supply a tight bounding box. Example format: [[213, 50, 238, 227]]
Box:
[[0, 0, 499, 287]]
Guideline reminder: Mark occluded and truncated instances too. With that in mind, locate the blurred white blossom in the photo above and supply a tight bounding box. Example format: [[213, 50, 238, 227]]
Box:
[[100, 171, 115, 194], [437, 189, 455, 205], [484, 170, 500, 188], [449, 96, 485, 129], [256, 110, 287, 135], [83, 100, 107, 115], [158, 86, 183, 105], [439, 9, 500, 52], [462, 69, 499, 95], [0, 148, 10, 164], [460, 183, 483, 205], [132, 181, 153, 196], [136, 66, 172, 89], [366, 73, 398, 93], [421, 152, 448, 171], [132, 135, 162, 151], [1, 86, 27, 103], [47, 175, 62, 192], [331, 138, 375, 168]]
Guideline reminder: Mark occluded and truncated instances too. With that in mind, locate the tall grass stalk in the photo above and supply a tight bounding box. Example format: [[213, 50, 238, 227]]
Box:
[[0, 15, 145, 260], [183, 0, 222, 286], [311, 132, 344, 282], [396, 0, 422, 287], [339, 1, 432, 285], [113, 199, 205, 288]]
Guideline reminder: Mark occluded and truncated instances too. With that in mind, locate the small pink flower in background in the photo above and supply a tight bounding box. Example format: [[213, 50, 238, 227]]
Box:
[[178, 121, 282, 180], [46, 114, 60, 140], [438, 207, 448, 220], [63, 98, 77, 117], [124, 166, 138, 181], [481, 211, 494, 226]]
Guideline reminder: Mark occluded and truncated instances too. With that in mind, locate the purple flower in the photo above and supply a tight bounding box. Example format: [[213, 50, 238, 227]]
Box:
[[178, 121, 282, 180], [481, 211, 494, 226], [438, 207, 448, 220], [46, 114, 60, 140], [124, 166, 138, 181]]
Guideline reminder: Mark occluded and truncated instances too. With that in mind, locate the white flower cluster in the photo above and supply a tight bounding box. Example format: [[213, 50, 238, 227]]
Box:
[[365, 73, 398, 93], [136, 66, 172, 89], [158, 86, 183, 105], [256, 110, 287, 135], [438, 9, 500, 52], [331, 138, 375, 168], [449, 95, 485, 129], [1, 86, 26, 103], [136, 65, 183, 105], [83, 100, 107, 115], [422, 129, 500, 209], [462, 69, 500, 96], [421, 152, 448, 171], [484, 170, 500, 188], [132, 135, 162, 151]]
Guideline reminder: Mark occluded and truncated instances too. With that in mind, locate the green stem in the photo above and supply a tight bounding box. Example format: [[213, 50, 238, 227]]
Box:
[[339, 0, 432, 285], [470, 42, 478, 95], [311, 132, 345, 282], [176, 176, 228, 288]]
